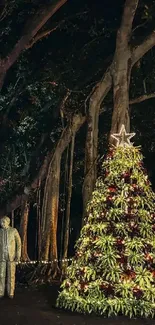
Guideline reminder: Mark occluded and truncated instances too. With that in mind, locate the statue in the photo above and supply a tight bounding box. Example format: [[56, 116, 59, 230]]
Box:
[[0, 216, 21, 298]]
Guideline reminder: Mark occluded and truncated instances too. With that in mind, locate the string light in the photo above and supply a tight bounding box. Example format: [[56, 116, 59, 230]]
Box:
[[17, 258, 73, 265]]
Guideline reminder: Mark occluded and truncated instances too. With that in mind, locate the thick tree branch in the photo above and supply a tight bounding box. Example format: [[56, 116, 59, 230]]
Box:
[[90, 67, 112, 108], [100, 93, 155, 111], [87, 1, 139, 134], [130, 93, 155, 104], [26, 10, 88, 49], [26, 22, 64, 49], [0, 0, 67, 88], [110, 0, 139, 136], [100, 92, 155, 113], [0, 0, 9, 21], [132, 30, 155, 65], [117, 0, 139, 46]]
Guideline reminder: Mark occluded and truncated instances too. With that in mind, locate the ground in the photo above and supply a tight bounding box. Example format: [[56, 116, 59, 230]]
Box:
[[0, 284, 155, 325]]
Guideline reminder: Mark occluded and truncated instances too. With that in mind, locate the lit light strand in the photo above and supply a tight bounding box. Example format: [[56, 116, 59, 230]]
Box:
[[17, 258, 73, 265]]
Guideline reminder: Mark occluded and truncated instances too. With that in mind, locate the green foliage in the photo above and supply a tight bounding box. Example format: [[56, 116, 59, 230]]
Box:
[[57, 145, 155, 317], [0, 0, 113, 204]]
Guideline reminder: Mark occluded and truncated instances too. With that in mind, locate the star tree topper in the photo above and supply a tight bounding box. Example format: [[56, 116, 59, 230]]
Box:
[[111, 124, 135, 147]]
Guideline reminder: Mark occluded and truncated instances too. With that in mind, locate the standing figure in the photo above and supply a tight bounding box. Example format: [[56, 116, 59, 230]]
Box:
[[0, 216, 21, 298]]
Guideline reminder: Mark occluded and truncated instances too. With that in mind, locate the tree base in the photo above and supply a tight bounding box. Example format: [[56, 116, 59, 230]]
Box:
[[28, 262, 61, 285]]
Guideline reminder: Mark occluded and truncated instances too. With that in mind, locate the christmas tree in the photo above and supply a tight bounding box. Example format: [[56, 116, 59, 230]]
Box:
[[57, 125, 155, 318]]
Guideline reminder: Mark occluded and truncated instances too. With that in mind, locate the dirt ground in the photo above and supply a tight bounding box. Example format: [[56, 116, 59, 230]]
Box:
[[0, 284, 155, 325]]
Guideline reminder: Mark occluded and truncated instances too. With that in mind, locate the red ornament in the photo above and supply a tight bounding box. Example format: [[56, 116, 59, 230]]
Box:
[[130, 221, 135, 227], [127, 197, 134, 204], [117, 255, 127, 264], [145, 253, 153, 261], [123, 270, 136, 280], [106, 154, 113, 160], [76, 251, 82, 257], [117, 239, 122, 244], [105, 170, 109, 176], [116, 239, 124, 245], [130, 271, 136, 279], [107, 196, 113, 201], [94, 251, 102, 257], [133, 287, 143, 299], [132, 184, 138, 189], [100, 283, 107, 290], [65, 281, 71, 288], [80, 282, 88, 290], [108, 186, 116, 192], [123, 172, 130, 178], [107, 149, 114, 158]]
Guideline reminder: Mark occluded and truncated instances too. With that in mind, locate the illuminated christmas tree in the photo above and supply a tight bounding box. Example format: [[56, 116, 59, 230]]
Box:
[[57, 125, 155, 318]]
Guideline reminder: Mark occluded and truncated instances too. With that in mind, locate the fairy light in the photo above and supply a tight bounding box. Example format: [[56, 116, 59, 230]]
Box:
[[17, 257, 73, 265]]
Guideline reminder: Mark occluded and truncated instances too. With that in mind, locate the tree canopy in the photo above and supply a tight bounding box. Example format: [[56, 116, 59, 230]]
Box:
[[0, 0, 155, 208]]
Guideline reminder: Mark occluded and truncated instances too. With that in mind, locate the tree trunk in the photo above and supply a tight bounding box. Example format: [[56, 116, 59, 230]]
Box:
[[110, 55, 130, 138], [63, 135, 75, 261], [19, 201, 30, 262], [60, 147, 69, 260], [41, 152, 61, 261], [49, 153, 61, 262], [36, 182, 41, 260], [82, 70, 112, 223], [41, 114, 86, 264], [110, 0, 139, 138], [110, 38, 131, 139], [82, 104, 99, 224]]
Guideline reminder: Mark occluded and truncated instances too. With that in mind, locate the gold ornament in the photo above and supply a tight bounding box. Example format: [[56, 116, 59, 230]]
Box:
[[111, 124, 135, 147]]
